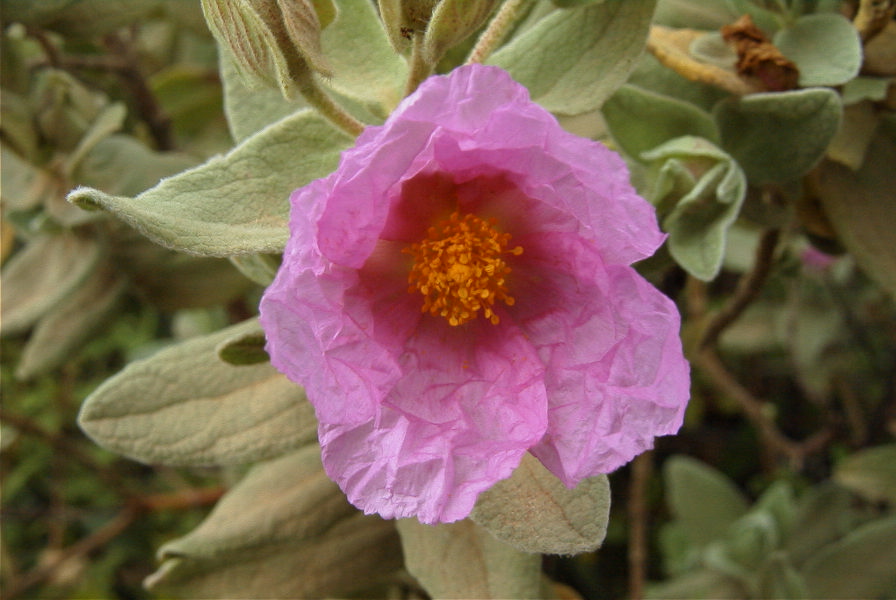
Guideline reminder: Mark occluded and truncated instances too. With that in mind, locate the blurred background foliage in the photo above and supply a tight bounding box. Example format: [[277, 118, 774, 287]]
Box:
[[2, 0, 895, 599]]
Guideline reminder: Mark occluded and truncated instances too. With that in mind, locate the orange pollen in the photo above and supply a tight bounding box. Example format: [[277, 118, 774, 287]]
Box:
[[403, 211, 523, 327]]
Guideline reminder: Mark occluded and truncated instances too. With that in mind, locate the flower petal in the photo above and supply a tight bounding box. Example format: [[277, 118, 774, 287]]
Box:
[[522, 264, 690, 486], [261, 182, 405, 426], [320, 317, 548, 523]]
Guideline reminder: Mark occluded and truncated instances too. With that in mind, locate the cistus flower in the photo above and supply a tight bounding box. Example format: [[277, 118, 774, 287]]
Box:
[[260, 64, 690, 524]]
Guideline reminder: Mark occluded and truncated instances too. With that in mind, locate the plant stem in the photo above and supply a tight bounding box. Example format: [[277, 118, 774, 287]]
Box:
[[466, 0, 530, 64], [404, 34, 433, 97], [299, 76, 365, 137], [103, 31, 175, 151], [628, 452, 653, 600], [699, 228, 780, 350]]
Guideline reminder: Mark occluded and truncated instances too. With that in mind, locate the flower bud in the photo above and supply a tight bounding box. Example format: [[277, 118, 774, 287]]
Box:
[[201, 0, 332, 99], [423, 0, 499, 64], [274, 0, 333, 75], [378, 0, 439, 51]]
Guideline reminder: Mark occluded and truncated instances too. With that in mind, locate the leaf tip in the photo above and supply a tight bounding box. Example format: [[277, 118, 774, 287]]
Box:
[[66, 186, 106, 212]]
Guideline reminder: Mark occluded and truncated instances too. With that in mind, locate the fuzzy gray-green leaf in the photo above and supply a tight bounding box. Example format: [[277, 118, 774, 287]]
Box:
[[471, 453, 610, 555], [147, 446, 401, 598], [319, 0, 407, 112], [816, 132, 896, 298], [489, 0, 657, 115], [68, 109, 352, 256], [78, 319, 317, 466], [397, 518, 542, 599], [714, 88, 841, 185], [801, 516, 896, 599], [833, 443, 896, 504], [664, 455, 750, 549], [16, 263, 126, 379], [219, 48, 305, 144], [603, 85, 719, 160], [642, 136, 746, 281], [774, 14, 862, 87], [1, 233, 102, 335]]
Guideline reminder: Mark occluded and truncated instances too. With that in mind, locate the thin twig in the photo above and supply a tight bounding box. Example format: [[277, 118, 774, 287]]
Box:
[[466, 0, 530, 64], [628, 452, 653, 600], [27, 27, 63, 67], [0, 408, 132, 493], [699, 228, 780, 350], [0, 408, 225, 510], [696, 349, 832, 468], [102, 31, 175, 151], [2, 507, 139, 599], [853, 0, 896, 41]]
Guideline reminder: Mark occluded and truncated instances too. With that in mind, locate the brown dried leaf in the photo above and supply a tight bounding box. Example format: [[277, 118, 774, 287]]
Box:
[[721, 14, 799, 92]]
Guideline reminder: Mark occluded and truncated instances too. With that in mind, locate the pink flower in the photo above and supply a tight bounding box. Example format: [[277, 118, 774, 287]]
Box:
[[260, 65, 690, 524]]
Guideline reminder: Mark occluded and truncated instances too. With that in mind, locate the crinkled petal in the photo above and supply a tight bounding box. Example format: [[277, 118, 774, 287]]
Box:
[[319, 317, 548, 524], [318, 65, 664, 269], [260, 183, 405, 426], [521, 264, 690, 486], [402, 65, 665, 265]]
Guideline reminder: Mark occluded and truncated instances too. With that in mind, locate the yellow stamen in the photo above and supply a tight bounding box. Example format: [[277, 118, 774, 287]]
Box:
[[404, 211, 522, 326]]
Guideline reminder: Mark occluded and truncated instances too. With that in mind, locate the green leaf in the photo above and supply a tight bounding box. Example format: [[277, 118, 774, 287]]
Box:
[[78, 319, 318, 466], [216, 328, 270, 366], [603, 85, 719, 159], [758, 552, 808, 600], [319, 0, 407, 112], [0, 92, 39, 162], [652, 0, 737, 30], [816, 132, 896, 298], [1, 144, 44, 212], [146, 446, 402, 598], [841, 76, 892, 105], [647, 568, 747, 600], [228, 253, 280, 286], [628, 53, 729, 113], [641, 136, 746, 281], [833, 444, 896, 504], [64, 102, 127, 176], [424, 0, 499, 65], [664, 455, 750, 549], [0, 233, 102, 335], [396, 519, 542, 599], [67, 109, 353, 256], [16, 263, 127, 379], [220, 48, 305, 144], [801, 516, 896, 599], [714, 88, 842, 184], [489, 0, 657, 115], [784, 483, 855, 565], [774, 14, 862, 87], [149, 65, 228, 145], [471, 453, 610, 555]]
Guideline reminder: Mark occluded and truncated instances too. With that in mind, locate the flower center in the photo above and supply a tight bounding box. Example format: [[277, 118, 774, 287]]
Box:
[[404, 211, 523, 326]]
